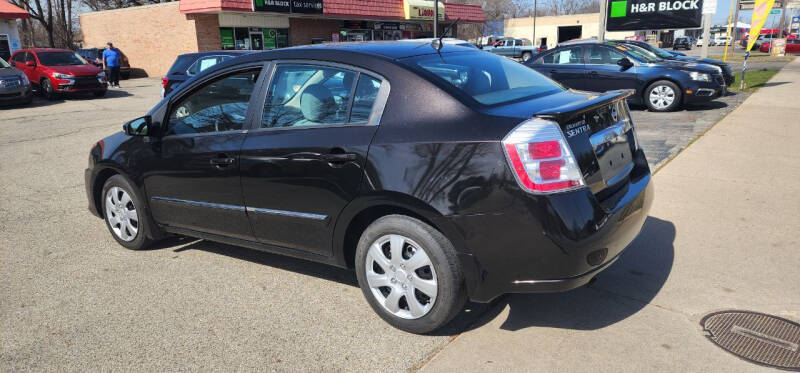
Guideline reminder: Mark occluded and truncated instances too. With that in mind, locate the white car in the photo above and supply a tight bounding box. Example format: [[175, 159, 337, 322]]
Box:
[[696, 37, 705, 47], [713, 36, 731, 46]]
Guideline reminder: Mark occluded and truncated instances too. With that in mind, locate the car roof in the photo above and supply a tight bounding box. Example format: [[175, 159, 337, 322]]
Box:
[[178, 50, 253, 58], [272, 41, 476, 59], [21, 48, 74, 53]]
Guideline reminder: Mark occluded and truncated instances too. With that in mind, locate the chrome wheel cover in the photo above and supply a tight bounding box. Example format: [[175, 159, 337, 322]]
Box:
[[649, 85, 675, 109], [365, 234, 438, 319], [105, 186, 139, 242]]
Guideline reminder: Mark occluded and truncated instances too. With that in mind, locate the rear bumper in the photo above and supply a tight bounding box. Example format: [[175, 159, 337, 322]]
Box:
[[451, 150, 654, 302]]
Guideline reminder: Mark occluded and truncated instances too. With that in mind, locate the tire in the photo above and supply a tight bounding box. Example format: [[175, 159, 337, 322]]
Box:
[[101, 175, 155, 250], [644, 80, 682, 112], [93, 90, 106, 97], [41, 78, 57, 100], [521, 52, 533, 62], [355, 215, 466, 334]]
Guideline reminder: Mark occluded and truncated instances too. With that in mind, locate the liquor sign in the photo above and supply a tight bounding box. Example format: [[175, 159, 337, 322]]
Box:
[[606, 0, 704, 31], [404, 0, 445, 21]]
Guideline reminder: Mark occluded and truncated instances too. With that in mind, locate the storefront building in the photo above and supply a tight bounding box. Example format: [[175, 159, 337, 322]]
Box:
[[0, 0, 29, 61], [80, 0, 484, 76]]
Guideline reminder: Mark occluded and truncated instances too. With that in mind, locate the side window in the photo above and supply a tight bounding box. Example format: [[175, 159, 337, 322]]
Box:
[[349, 75, 381, 123], [166, 69, 260, 136], [25, 53, 36, 62], [12, 53, 26, 63], [262, 65, 357, 128], [187, 56, 227, 76], [588, 46, 626, 64], [542, 47, 583, 64]]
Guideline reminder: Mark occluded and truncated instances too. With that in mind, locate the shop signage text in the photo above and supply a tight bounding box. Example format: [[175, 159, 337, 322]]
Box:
[[403, 0, 445, 21], [606, 0, 703, 31], [253, 0, 322, 14]]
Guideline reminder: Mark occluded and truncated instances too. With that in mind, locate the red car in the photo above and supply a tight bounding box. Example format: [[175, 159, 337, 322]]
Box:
[[759, 38, 800, 54], [9, 48, 107, 100]]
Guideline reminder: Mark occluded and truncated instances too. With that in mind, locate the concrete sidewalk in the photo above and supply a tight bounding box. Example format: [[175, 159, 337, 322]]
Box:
[[421, 59, 800, 372]]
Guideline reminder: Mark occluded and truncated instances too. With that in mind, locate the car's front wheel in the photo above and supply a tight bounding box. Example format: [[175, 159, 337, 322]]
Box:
[[101, 175, 154, 250], [645, 80, 682, 112], [355, 215, 466, 334], [41, 78, 57, 100]]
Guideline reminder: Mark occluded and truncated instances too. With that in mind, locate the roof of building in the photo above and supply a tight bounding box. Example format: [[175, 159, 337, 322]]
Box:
[[0, 0, 29, 19], [179, 0, 485, 23]]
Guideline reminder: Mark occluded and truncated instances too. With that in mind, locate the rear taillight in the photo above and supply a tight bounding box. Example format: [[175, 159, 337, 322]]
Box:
[[161, 77, 169, 89], [503, 118, 585, 193]]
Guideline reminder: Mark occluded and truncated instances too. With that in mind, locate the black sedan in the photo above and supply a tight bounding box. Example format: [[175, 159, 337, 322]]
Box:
[[85, 42, 653, 333], [613, 40, 734, 86], [526, 41, 726, 112]]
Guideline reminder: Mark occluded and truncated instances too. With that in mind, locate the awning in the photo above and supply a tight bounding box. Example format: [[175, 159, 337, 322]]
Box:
[[444, 2, 485, 22], [0, 0, 30, 19]]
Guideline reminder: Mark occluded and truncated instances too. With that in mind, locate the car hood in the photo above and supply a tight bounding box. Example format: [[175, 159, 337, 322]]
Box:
[[0, 67, 25, 78], [672, 55, 726, 67], [43, 64, 102, 76], [656, 60, 719, 74]]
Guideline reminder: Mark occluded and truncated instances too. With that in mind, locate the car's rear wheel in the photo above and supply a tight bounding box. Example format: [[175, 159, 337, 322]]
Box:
[[645, 80, 681, 112], [355, 215, 466, 334], [101, 175, 154, 250]]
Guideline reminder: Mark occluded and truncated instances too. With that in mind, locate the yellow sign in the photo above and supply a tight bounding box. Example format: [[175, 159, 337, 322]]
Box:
[[746, 0, 776, 51], [404, 0, 445, 21]]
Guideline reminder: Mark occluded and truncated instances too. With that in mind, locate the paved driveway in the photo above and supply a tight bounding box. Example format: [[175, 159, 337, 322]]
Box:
[[0, 79, 751, 370]]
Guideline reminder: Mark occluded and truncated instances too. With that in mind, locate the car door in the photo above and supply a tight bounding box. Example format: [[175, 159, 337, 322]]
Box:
[[536, 46, 588, 90], [585, 45, 639, 93], [142, 64, 266, 240], [239, 62, 389, 256]]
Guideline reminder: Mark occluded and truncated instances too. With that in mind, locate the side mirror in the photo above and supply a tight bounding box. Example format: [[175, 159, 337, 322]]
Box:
[[25, 60, 36, 67], [124, 115, 152, 136], [617, 57, 634, 69]]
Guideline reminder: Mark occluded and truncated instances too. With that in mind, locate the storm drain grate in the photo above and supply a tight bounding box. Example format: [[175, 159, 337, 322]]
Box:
[[701, 310, 800, 371]]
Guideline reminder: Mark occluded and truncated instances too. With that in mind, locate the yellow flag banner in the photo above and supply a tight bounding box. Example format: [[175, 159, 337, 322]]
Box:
[[746, 0, 776, 51]]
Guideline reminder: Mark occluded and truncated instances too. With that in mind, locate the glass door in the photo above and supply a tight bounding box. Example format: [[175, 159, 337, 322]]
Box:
[[250, 32, 264, 50]]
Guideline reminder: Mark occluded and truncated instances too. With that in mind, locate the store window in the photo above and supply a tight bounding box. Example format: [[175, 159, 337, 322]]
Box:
[[220, 27, 289, 51]]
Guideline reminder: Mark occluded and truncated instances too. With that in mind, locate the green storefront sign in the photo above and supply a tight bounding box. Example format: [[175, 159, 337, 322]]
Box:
[[220, 28, 234, 49]]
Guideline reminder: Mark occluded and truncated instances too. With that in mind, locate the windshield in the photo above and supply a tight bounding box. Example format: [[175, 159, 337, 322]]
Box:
[[633, 43, 674, 58], [405, 51, 564, 106], [37, 52, 87, 66], [613, 44, 662, 63], [0, 58, 9, 68]]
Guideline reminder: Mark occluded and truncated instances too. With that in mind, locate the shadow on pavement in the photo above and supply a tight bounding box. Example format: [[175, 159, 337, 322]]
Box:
[[684, 100, 729, 111], [150, 216, 673, 336], [478, 216, 675, 332]]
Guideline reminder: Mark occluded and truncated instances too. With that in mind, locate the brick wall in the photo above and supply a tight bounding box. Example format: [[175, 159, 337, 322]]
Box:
[[80, 2, 208, 77], [289, 18, 342, 47], [193, 14, 222, 52]]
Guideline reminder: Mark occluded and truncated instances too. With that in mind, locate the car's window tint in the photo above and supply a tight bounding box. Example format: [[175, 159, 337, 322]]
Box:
[[542, 47, 583, 64], [408, 51, 564, 106], [350, 75, 381, 123], [262, 65, 357, 128], [166, 69, 260, 136], [12, 53, 25, 63], [588, 46, 625, 64], [187, 56, 232, 76], [25, 53, 35, 62]]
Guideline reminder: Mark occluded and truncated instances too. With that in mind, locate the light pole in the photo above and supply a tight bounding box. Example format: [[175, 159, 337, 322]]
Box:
[[532, 0, 538, 46], [434, 0, 439, 37]]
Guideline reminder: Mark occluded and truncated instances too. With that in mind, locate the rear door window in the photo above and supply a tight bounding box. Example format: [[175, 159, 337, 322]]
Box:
[[542, 47, 583, 64], [262, 65, 358, 128]]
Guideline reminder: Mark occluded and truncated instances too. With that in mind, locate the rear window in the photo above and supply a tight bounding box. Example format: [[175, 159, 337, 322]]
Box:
[[405, 52, 564, 106], [168, 55, 198, 75]]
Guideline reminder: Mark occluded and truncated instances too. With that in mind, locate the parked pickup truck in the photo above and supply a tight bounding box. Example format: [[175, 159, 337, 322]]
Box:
[[482, 38, 541, 61]]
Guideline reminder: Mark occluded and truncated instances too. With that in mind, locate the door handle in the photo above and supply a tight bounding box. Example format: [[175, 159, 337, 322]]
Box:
[[322, 153, 357, 163], [210, 154, 236, 167], [589, 70, 599, 75]]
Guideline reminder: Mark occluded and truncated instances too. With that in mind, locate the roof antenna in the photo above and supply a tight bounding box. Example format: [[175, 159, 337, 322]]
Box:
[[432, 17, 460, 51]]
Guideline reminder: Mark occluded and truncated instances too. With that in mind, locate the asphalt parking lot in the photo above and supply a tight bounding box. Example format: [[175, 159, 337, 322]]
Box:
[[0, 78, 767, 370]]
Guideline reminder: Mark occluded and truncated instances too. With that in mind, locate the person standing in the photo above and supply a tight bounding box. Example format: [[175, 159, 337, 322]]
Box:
[[103, 42, 121, 88]]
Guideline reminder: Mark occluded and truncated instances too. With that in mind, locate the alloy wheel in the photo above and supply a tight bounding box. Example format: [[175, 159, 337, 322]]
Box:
[[365, 234, 438, 319], [649, 85, 675, 109], [105, 186, 139, 241]]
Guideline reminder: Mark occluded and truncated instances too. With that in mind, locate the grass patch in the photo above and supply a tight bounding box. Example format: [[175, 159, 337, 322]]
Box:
[[728, 69, 779, 92], [710, 52, 796, 62]]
